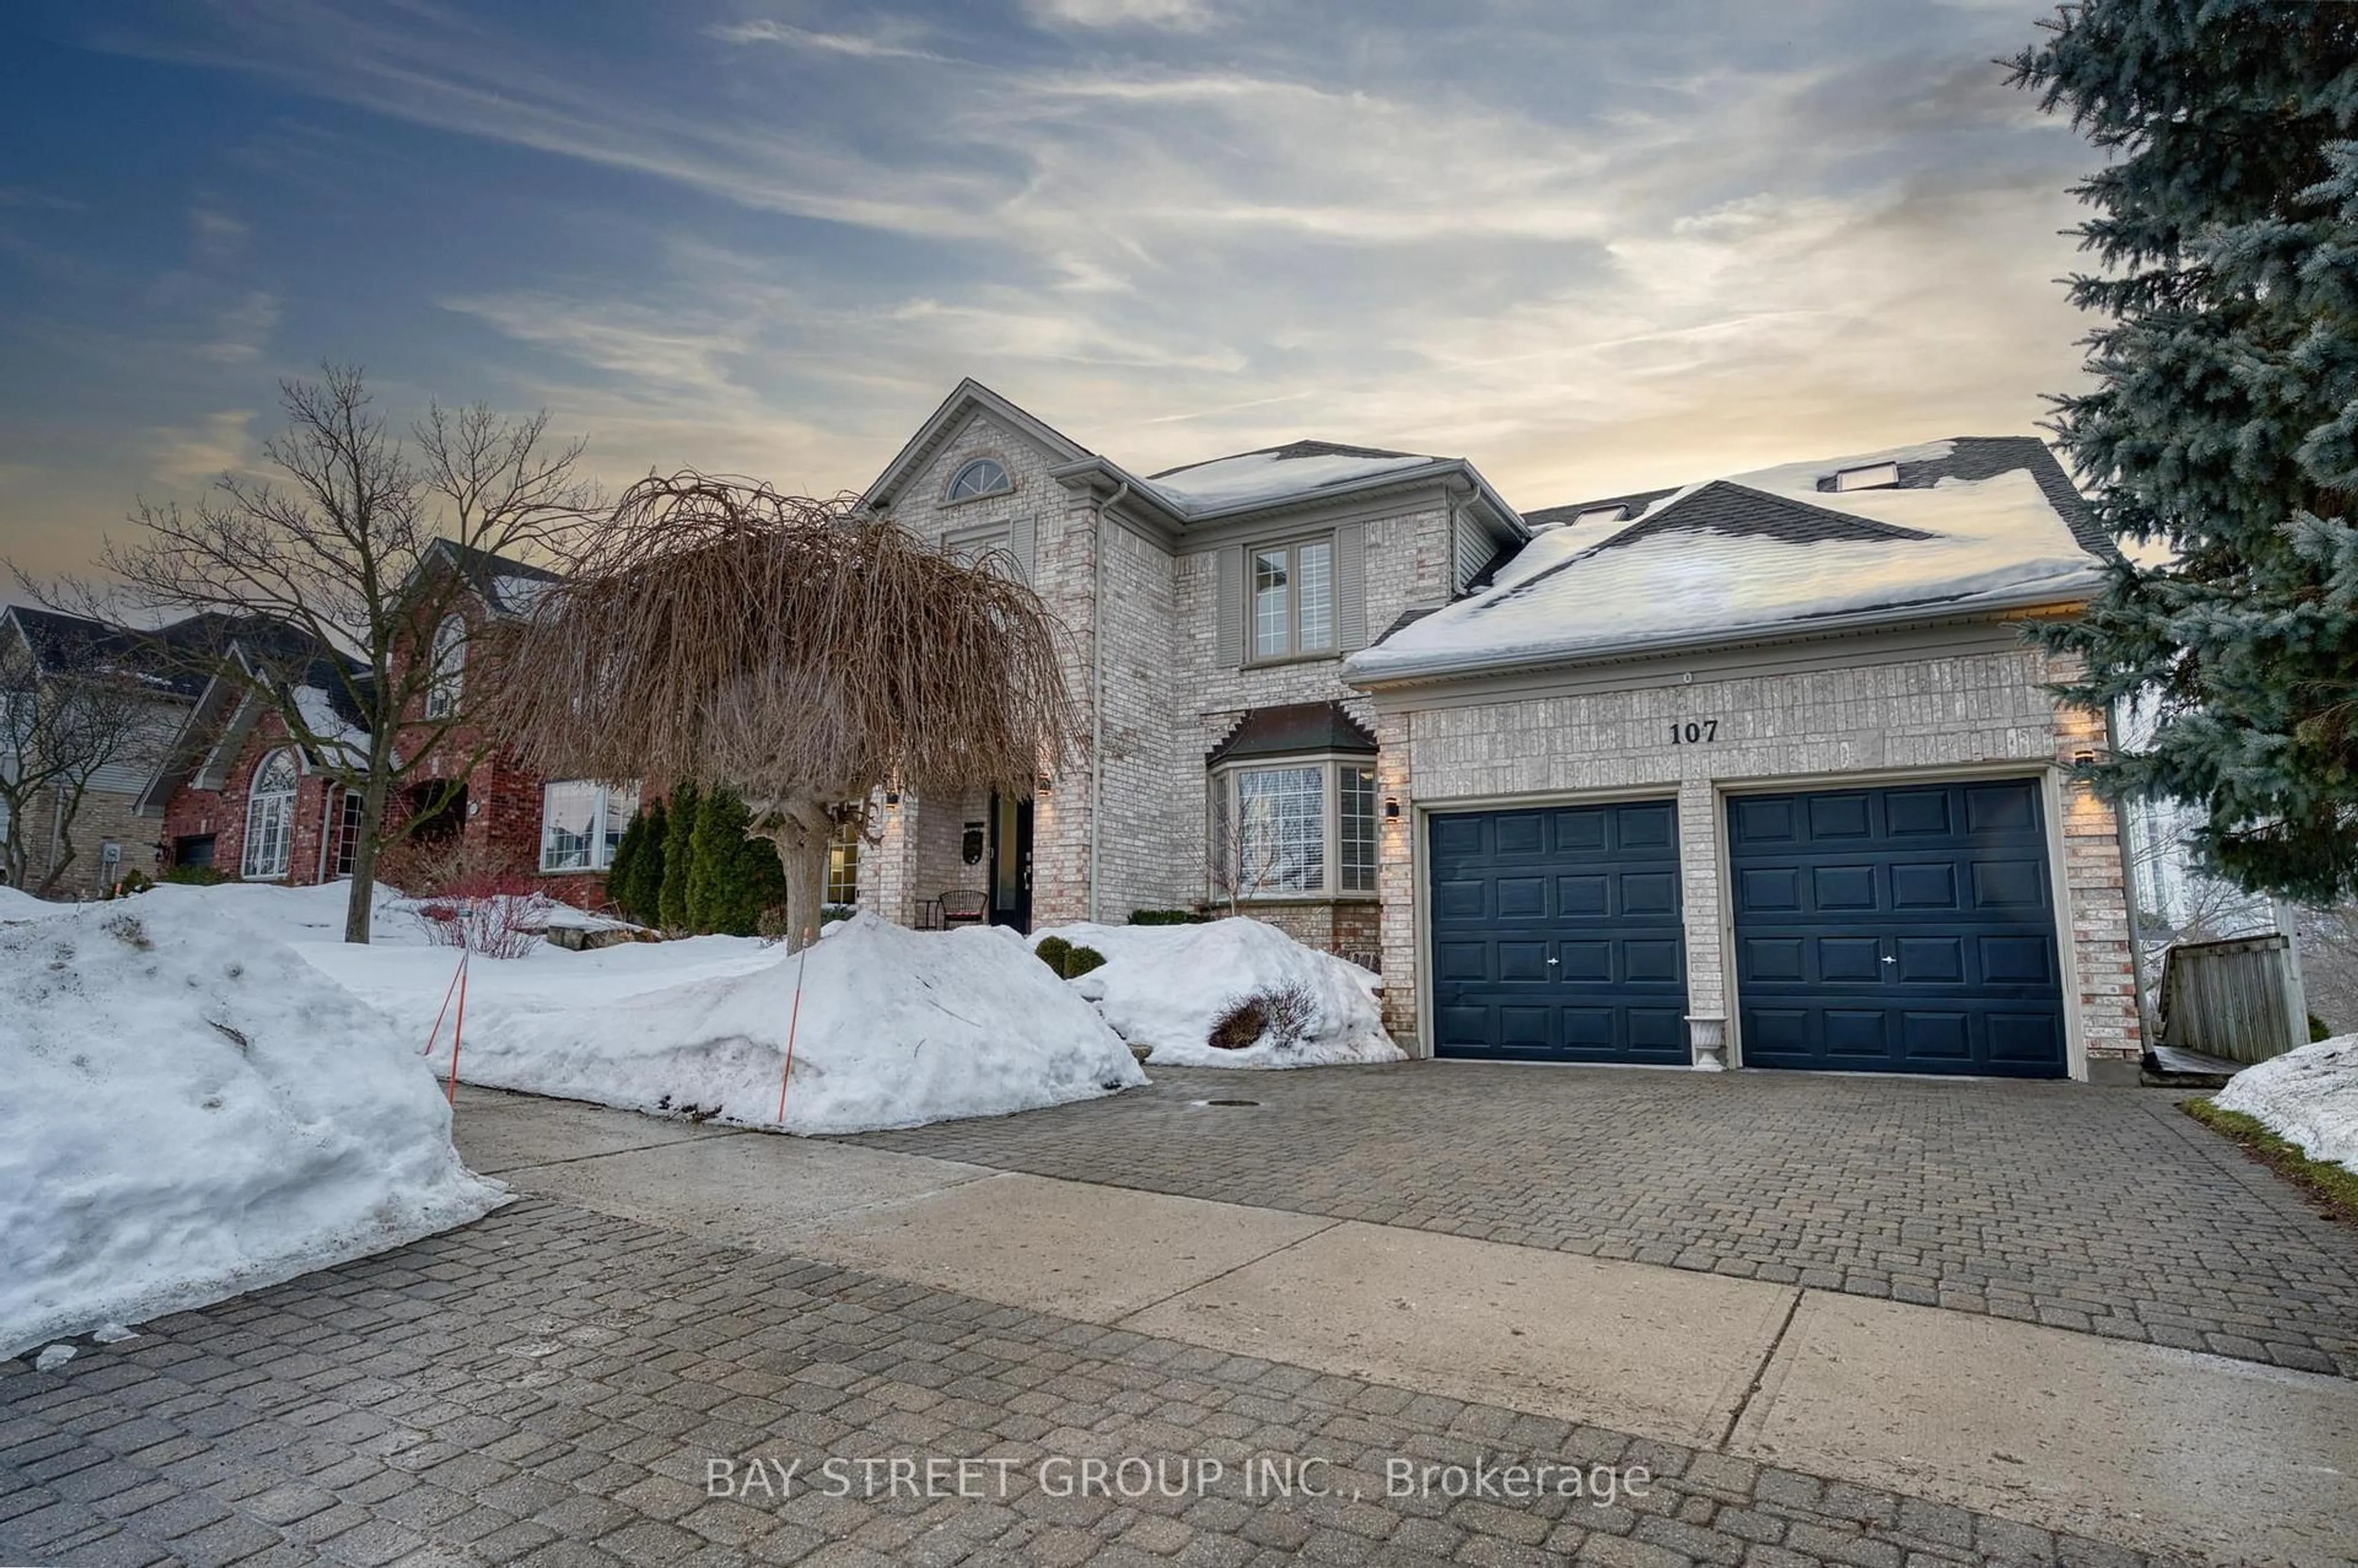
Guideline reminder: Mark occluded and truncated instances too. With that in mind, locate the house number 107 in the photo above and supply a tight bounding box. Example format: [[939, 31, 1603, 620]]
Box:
[[1668, 720, 1719, 745]]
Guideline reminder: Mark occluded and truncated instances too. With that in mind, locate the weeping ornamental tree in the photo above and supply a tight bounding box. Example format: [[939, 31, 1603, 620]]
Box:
[[493, 475, 1079, 950], [2010, 2, 2358, 902]]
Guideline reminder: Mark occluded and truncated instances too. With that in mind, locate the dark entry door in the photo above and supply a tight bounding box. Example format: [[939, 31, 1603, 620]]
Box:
[[1727, 778, 2067, 1077], [989, 793, 1033, 931], [1428, 801, 1688, 1064]]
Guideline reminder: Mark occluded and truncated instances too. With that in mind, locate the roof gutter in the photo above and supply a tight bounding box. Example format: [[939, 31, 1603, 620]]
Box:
[[1343, 578, 2102, 692]]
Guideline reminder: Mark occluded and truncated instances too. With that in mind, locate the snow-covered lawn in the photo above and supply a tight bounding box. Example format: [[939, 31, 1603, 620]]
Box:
[[2215, 1034, 2358, 1171], [1031, 918, 1403, 1068], [300, 912, 1146, 1133], [0, 884, 79, 922], [0, 886, 504, 1356]]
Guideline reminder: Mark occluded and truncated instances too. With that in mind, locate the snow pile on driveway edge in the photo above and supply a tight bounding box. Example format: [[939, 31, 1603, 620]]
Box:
[[2215, 1033, 2358, 1171], [0, 887, 505, 1356], [399, 913, 1147, 1133], [1032, 918, 1402, 1068]]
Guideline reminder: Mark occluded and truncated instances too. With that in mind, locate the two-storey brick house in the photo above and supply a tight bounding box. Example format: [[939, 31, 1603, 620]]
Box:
[[857, 381, 2143, 1084], [143, 543, 633, 907]]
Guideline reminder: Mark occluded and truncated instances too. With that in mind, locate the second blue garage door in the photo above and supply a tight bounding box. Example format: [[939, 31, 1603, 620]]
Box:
[[1428, 801, 1689, 1064], [1727, 778, 2068, 1078]]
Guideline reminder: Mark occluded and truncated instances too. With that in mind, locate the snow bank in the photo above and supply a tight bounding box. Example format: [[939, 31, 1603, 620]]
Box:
[[0, 887, 504, 1356], [1033, 919, 1403, 1068], [306, 913, 1145, 1133], [2215, 1034, 2358, 1171], [0, 885, 76, 922]]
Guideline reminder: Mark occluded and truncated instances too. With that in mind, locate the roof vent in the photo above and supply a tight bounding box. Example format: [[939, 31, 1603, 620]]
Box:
[[1573, 503, 1631, 526], [1829, 461, 1901, 492]]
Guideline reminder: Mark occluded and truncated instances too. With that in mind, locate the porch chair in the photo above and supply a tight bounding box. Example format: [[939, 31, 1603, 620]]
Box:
[[938, 888, 989, 928]]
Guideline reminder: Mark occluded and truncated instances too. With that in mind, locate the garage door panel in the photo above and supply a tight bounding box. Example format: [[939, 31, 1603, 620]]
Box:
[[1895, 937, 1964, 984], [1431, 799, 1686, 1064], [1818, 937, 1885, 984], [1623, 937, 1682, 984], [1823, 1010, 1891, 1058], [1496, 876, 1548, 919], [1621, 871, 1678, 915], [1729, 778, 2065, 1079], [1738, 866, 1802, 912], [1557, 874, 1610, 918], [1498, 941, 1552, 982], [1811, 865, 1878, 910]]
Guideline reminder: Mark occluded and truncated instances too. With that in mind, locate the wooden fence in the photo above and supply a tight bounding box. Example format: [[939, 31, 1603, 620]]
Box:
[[2157, 933, 2306, 1065]]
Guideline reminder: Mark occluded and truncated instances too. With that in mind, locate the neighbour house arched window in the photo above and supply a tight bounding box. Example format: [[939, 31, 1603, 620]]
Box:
[[947, 457, 1012, 502], [242, 748, 298, 880], [425, 615, 465, 718]]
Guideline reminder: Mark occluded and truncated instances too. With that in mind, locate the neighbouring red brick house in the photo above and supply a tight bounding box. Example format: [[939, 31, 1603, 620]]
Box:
[[141, 544, 626, 910]]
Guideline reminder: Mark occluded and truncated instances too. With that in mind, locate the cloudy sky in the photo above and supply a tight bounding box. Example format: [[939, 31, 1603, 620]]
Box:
[[0, 0, 2099, 578]]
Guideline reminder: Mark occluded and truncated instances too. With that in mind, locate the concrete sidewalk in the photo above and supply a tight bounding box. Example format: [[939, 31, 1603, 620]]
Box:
[[457, 1089, 2358, 1566]]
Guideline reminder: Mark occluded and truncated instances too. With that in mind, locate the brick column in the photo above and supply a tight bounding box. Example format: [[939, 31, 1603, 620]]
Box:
[[1676, 777, 1728, 1066], [1375, 710, 1420, 1052], [2055, 699, 2143, 1078], [866, 791, 920, 927]]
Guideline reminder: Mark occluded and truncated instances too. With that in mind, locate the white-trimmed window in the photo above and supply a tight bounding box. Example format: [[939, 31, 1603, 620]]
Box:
[[947, 457, 1012, 502], [1249, 536, 1336, 661], [540, 780, 639, 872], [1212, 758, 1379, 899], [827, 818, 860, 906], [425, 615, 465, 718], [242, 748, 298, 879]]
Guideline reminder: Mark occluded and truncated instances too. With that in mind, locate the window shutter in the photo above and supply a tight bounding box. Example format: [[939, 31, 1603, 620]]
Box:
[[1215, 545, 1243, 668], [1336, 522, 1368, 651], [1008, 514, 1037, 586]]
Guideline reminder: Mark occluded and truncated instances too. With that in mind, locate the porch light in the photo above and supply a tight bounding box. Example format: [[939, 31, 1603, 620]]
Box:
[[884, 789, 901, 806], [2071, 750, 2096, 769], [1383, 798, 1401, 820], [1037, 772, 1054, 793]]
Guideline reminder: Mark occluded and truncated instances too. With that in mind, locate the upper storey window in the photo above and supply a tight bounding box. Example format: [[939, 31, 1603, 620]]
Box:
[[947, 458, 1013, 502]]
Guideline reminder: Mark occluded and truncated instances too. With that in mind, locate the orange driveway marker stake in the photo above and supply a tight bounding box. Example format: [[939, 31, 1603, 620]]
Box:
[[774, 928, 814, 1127], [445, 944, 470, 1107], [421, 951, 465, 1057]]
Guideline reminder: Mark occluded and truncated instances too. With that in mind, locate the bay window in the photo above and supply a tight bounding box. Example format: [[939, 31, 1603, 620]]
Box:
[[540, 779, 639, 872], [1212, 757, 1379, 900]]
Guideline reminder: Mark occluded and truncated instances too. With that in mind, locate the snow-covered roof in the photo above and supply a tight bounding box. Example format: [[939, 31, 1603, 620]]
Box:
[[1348, 437, 2114, 685], [1145, 440, 1446, 513]]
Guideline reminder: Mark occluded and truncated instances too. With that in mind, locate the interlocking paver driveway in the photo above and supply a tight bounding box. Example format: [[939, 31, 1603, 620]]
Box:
[[1, 1199, 2181, 1568], [846, 1063, 2358, 1378]]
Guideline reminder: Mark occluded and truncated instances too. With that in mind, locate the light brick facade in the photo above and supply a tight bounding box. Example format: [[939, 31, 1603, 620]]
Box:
[[1365, 628, 2143, 1079], [855, 384, 2144, 1082]]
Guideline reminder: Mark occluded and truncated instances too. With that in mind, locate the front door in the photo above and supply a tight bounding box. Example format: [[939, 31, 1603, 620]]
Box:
[[989, 793, 1034, 931]]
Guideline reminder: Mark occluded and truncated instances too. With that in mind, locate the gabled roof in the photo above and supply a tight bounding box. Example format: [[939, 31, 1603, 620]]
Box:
[[4, 606, 218, 700], [861, 378, 1095, 513], [1350, 435, 2115, 686], [1205, 701, 1377, 765], [418, 538, 562, 616]]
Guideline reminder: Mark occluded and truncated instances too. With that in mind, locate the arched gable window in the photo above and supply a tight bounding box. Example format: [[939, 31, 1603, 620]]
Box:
[[242, 748, 298, 879], [425, 614, 466, 718], [947, 457, 1012, 502]]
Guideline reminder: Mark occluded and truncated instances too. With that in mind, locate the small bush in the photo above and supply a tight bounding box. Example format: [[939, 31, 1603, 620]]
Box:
[[1062, 944, 1107, 979], [1035, 935, 1072, 974], [160, 864, 229, 887], [410, 867, 550, 960], [822, 903, 856, 925], [1128, 909, 1209, 925], [1207, 983, 1317, 1052]]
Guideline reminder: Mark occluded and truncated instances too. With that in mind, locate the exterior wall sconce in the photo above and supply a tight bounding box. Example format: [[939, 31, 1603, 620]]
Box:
[[1383, 798, 1401, 819], [884, 789, 901, 806], [2071, 750, 2096, 769], [1037, 773, 1054, 793]]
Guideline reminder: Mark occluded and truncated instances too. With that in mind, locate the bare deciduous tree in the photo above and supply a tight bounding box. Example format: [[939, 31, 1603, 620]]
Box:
[[0, 626, 173, 895], [489, 473, 1080, 952], [30, 365, 595, 941]]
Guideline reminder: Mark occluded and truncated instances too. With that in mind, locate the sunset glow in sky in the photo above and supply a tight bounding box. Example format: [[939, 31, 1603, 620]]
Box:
[[1, 0, 2098, 576]]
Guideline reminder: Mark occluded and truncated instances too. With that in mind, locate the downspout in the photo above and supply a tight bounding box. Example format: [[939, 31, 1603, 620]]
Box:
[[1089, 479, 1129, 925], [2105, 700, 2154, 1052], [314, 777, 335, 885]]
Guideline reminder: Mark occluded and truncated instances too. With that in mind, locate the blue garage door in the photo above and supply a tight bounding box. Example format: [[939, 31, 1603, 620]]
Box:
[[1428, 801, 1688, 1064], [1728, 779, 2066, 1078]]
